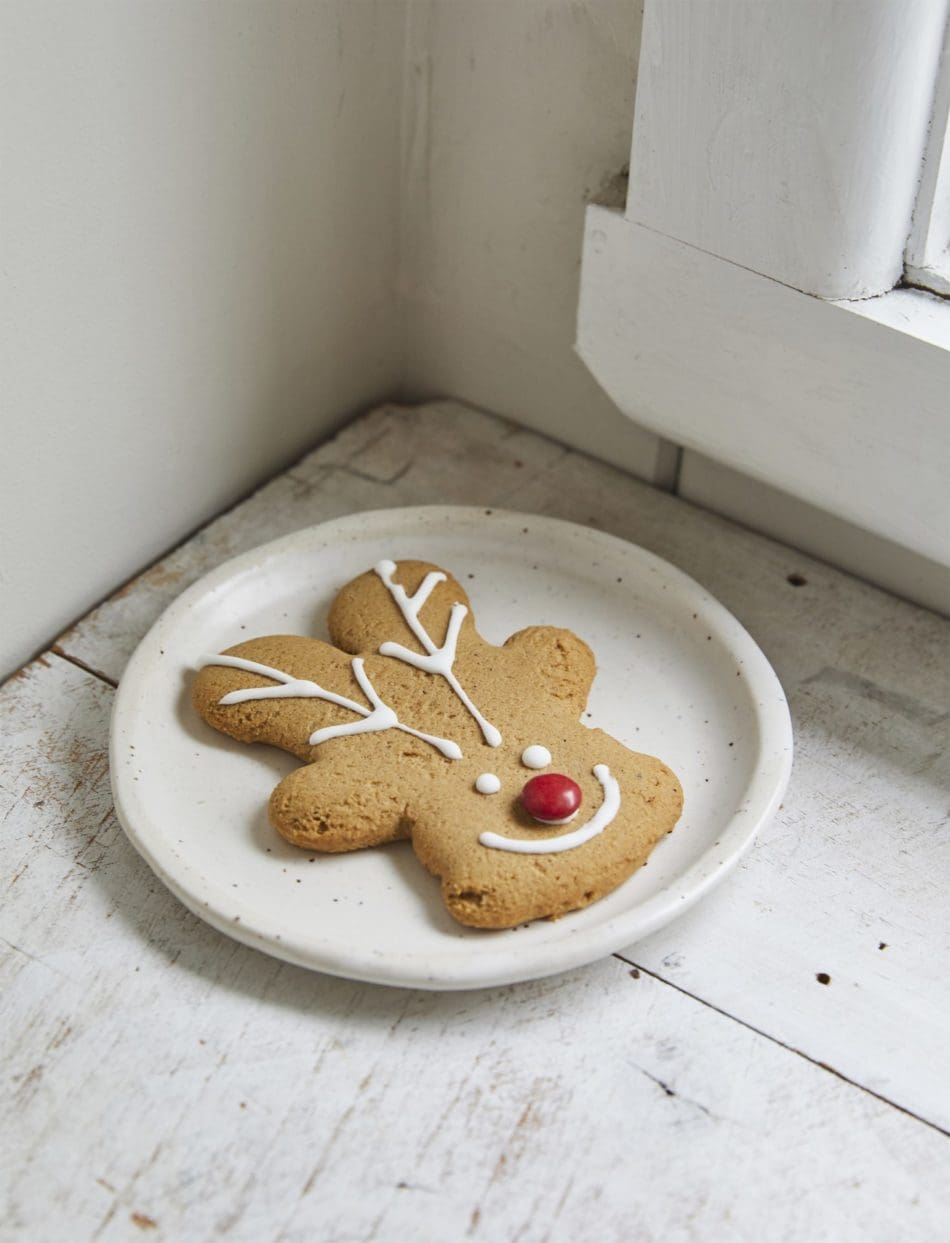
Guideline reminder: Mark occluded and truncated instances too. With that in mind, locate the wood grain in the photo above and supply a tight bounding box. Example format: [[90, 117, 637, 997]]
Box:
[[53, 402, 950, 1129], [4, 401, 950, 1238], [2, 659, 948, 1240]]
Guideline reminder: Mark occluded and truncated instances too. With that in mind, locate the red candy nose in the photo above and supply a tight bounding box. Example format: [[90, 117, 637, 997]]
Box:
[[521, 774, 583, 824]]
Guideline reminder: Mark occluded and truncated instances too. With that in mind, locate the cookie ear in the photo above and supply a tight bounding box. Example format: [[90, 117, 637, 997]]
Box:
[[328, 559, 475, 655], [501, 626, 596, 712]]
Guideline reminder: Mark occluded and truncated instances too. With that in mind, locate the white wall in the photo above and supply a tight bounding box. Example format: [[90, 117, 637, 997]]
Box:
[[3, 0, 665, 678], [399, 0, 666, 482], [1, 1, 406, 675], [13, 2, 929, 674]]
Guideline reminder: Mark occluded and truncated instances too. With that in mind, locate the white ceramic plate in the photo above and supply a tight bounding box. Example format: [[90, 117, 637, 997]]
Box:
[[110, 507, 792, 990]]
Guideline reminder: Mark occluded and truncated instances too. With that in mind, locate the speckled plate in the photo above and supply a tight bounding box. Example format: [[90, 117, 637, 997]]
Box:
[[110, 506, 793, 990]]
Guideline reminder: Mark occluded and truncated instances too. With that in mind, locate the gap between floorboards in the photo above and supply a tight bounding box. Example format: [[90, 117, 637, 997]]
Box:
[[614, 951, 950, 1140]]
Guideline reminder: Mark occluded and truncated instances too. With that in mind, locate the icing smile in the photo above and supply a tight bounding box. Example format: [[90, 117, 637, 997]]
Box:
[[479, 764, 620, 855]]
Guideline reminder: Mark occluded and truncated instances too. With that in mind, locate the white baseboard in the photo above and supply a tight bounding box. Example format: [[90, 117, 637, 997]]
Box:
[[679, 452, 950, 617]]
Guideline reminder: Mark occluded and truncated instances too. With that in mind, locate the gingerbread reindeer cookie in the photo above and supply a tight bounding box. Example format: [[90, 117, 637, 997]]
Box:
[[192, 559, 683, 928]]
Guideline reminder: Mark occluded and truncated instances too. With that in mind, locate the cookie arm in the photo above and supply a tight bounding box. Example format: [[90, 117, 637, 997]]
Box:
[[269, 751, 414, 852]]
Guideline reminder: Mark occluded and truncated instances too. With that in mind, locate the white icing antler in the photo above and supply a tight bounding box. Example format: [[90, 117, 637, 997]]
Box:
[[374, 559, 502, 748], [199, 652, 461, 760]]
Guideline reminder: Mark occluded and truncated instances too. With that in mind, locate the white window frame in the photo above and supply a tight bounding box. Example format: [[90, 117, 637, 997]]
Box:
[[576, 0, 950, 570], [906, 28, 950, 297]]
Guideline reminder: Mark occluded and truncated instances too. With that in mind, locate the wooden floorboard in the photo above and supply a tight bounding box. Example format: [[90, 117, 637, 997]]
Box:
[[3, 401, 948, 1240]]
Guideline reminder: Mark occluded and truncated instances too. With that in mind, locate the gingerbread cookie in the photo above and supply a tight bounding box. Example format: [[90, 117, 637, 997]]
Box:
[[192, 559, 682, 928]]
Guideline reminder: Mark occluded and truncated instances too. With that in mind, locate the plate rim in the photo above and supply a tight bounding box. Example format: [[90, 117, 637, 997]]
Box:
[[109, 505, 794, 989]]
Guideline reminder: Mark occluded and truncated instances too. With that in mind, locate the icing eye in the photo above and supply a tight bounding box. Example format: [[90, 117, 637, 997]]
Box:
[[475, 773, 501, 795], [521, 745, 551, 770]]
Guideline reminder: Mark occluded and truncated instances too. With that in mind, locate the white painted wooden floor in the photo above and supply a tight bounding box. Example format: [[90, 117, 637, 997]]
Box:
[[3, 401, 948, 1242]]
